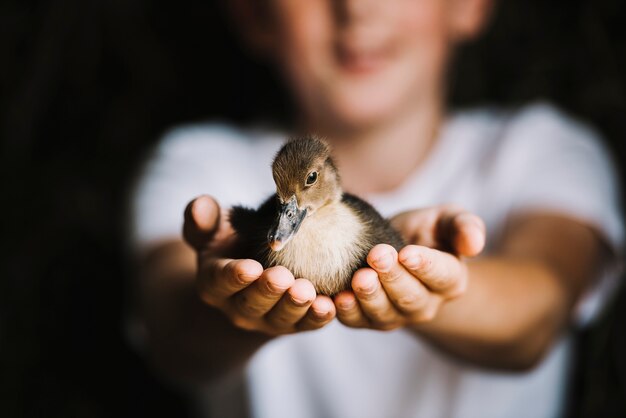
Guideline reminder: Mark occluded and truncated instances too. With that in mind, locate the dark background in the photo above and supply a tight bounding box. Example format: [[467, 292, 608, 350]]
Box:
[[1, 0, 625, 417]]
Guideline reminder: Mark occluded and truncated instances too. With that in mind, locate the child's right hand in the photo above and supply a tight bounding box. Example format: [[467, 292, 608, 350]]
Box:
[[183, 196, 336, 336]]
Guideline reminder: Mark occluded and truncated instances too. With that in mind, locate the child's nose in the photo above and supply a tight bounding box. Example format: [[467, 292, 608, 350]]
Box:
[[333, 0, 378, 25]]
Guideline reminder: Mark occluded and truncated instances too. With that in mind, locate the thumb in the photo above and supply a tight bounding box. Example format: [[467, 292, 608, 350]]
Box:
[[183, 195, 224, 250], [437, 210, 486, 257]]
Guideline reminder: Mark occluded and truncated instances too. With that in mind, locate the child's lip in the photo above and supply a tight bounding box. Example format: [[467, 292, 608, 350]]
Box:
[[334, 41, 392, 75]]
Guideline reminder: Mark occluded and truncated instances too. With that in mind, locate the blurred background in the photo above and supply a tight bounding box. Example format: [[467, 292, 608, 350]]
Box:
[[1, 0, 625, 417]]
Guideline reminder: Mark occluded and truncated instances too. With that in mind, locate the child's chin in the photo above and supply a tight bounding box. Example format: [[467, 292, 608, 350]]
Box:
[[327, 91, 405, 127]]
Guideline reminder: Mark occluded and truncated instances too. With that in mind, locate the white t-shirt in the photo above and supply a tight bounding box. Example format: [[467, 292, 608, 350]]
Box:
[[130, 103, 623, 418]]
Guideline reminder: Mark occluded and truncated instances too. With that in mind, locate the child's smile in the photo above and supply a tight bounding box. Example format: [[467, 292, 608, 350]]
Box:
[[246, 0, 487, 130]]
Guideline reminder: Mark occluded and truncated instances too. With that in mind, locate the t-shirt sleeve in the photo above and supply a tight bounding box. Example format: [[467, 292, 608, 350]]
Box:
[[497, 104, 623, 325]]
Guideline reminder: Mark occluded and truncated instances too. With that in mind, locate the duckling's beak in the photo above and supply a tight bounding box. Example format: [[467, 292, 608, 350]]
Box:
[[268, 195, 307, 251]]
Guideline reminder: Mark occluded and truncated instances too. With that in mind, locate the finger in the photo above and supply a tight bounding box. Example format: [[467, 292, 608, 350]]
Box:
[[351, 268, 404, 327], [183, 195, 235, 251], [197, 258, 263, 304], [297, 295, 336, 331], [266, 279, 316, 330], [232, 266, 295, 318], [367, 245, 434, 318], [398, 245, 468, 298], [334, 291, 369, 328], [437, 208, 486, 256]]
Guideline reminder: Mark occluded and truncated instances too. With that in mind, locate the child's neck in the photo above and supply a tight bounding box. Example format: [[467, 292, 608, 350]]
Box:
[[303, 99, 443, 196]]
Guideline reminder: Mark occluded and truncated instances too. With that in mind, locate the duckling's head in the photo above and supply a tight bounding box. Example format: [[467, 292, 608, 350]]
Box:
[[268, 136, 342, 251]]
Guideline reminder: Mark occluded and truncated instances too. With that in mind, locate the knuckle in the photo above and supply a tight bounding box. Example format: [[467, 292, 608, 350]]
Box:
[[380, 269, 403, 284], [198, 290, 219, 307], [226, 260, 246, 283], [203, 260, 220, 279], [233, 270, 261, 289], [267, 305, 300, 327], [232, 273, 251, 288], [261, 278, 288, 297], [368, 309, 394, 324], [268, 314, 290, 326], [225, 262, 250, 287], [429, 273, 453, 290], [267, 318, 294, 333], [230, 314, 256, 331], [222, 259, 237, 275], [420, 309, 436, 322], [234, 295, 265, 317], [411, 306, 437, 323], [205, 258, 230, 281], [395, 293, 428, 312], [355, 284, 379, 301]]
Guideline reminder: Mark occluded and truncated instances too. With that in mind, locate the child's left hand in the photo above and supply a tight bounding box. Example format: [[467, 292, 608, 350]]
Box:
[[335, 206, 486, 330]]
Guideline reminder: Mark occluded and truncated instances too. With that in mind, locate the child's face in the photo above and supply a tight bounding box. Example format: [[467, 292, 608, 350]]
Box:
[[259, 0, 488, 128]]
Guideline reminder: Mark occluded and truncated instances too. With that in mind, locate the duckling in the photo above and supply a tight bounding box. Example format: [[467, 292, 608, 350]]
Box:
[[229, 136, 404, 296]]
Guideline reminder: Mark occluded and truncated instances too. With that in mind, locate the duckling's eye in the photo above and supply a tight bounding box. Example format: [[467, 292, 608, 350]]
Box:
[[305, 171, 318, 186]]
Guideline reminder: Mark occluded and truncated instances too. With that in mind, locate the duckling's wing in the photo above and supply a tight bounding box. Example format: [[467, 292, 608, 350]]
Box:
[[341, 193, 405, 251], [229, 194, 278, 262]]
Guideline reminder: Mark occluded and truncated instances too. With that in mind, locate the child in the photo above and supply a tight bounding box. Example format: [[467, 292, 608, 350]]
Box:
[[129, 1, 622, 417]]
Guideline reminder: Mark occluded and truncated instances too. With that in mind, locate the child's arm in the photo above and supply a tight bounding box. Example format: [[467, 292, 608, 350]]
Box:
[[334, 206, 606, 371], [135, 196, 335, 383]]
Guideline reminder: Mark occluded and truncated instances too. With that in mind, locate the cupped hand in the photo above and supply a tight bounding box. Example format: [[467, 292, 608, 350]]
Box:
[[184, 195, 336, 336], [335, 205, 486, 330]]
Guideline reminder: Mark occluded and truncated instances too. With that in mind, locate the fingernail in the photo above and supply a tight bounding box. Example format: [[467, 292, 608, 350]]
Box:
[[374, 253, 392, 270], [402, 254, 421, 268], [291, 297, 311, 307], [238, 274, 258, 283], [337, 299, 355, 310], [312, 298, 333, 316], [312, 308, 330, 318], [356, 284, 377, 295]]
